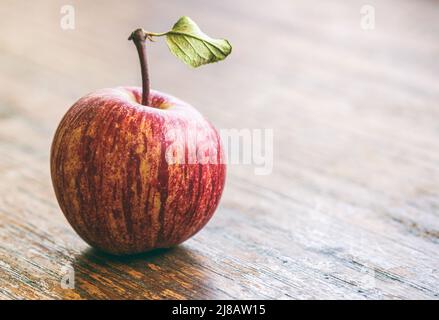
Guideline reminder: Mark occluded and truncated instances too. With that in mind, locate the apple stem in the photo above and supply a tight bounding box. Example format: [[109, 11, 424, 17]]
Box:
[[129, 29, 150, 106]]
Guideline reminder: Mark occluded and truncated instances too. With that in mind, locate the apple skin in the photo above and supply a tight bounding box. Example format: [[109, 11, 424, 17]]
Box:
[[50, 87, 226, 255]]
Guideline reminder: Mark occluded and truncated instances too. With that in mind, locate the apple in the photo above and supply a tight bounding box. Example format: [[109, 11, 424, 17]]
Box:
[[50, 20, 230, 255], [50, 87, 226, 255]]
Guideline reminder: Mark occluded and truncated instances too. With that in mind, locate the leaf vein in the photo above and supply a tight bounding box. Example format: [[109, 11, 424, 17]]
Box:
[[167, 31, 230, 55], [168, 36, 194, 62], [181, 36, 209, 61]]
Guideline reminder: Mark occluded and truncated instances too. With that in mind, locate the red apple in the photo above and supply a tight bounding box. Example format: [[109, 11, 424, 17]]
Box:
[[50, 23, 231, 255], [51, 87, 226, 254]]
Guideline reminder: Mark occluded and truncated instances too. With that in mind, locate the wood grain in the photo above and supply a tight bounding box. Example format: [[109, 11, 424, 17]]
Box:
[[0, 0, 438, 299]]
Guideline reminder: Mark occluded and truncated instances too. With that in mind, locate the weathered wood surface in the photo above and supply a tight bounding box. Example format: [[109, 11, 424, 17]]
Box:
[[0, 0, 438, 299]]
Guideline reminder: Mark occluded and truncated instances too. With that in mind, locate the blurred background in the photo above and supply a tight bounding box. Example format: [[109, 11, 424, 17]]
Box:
[[0, 0, 438, 299]]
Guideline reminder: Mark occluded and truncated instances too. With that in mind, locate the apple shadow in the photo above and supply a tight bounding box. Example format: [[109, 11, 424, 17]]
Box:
[[79, 246, 174, 263], [69, 245, 212, 299]]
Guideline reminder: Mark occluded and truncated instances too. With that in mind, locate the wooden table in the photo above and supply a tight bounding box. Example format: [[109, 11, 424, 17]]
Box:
[[0, 0, 438, 299]]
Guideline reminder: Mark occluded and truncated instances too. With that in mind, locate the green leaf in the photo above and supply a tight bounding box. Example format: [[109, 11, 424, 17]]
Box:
[[163, 16, 232, 68]]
